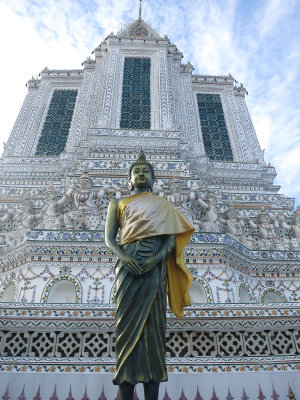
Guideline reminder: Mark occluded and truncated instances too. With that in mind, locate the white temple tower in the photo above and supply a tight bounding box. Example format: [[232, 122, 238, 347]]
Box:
[[0, 10, 299, 400]]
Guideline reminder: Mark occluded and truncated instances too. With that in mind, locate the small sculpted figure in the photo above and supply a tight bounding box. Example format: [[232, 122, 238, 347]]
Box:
[[278, 208, 300, 248], [223, 204, 245, 236], [0, 220, 7, 245], [166, 179, 192, 223], [0, 209, 14, 229], [105, 150, 194, 400], [167, 179, 186, 206], [37, 186, 66, 229], [0, 206, 21, 245], [294, 211, 300, 247], [153, 181, 165, 197], [0, 208, 15, 243], [14, 199, 42, 232], [223, 207, 254, 248], [0, 233, 5, 245], [188, 183, 203, 231], [189, 182, 200, 201], [197, 191, 222, 232], [63, 171, 105, 230], [247, 209, 278, 249]]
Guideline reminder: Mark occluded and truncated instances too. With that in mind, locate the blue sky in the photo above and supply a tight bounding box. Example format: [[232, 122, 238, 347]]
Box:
[[0, 0, 299, 206]]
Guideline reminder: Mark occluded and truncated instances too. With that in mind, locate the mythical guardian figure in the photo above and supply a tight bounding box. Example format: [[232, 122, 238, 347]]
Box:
[[63, 171, 105, 230], [37, 186, 66, 229], [247, 208, 279, 249], [197, 191, 223, 232]]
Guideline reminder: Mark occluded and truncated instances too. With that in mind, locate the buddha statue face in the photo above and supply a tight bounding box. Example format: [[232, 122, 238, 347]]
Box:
[[127, 150, 155, 191], [130, 163, 153, 191]]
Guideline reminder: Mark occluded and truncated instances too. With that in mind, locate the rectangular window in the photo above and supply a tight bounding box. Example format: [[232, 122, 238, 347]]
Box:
[[35, 89, 77, 156], [197, 93, 233, 161], [120, 57, 151, 130]]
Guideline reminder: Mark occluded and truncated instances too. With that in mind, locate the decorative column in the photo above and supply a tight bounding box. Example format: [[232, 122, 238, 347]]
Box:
[[3, 78, 42, 156], [179, 63, 203, 157], [65, 60, 95, 153]]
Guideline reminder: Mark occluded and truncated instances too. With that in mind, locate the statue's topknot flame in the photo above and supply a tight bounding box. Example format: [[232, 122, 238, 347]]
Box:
[[136, 148, 147, 164]]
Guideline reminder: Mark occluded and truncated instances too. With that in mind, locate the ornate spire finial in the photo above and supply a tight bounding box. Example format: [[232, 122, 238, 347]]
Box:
[[139, 0, 142, 20]]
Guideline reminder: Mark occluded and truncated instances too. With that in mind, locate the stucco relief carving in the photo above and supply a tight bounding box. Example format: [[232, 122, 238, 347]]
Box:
[[101, 49, 118, 128], [224, 89, 252, 162], [15, 81, 49, 156], [65, 70, 94, 151], [3, 90, 38, 156], [180, 73, 202, 156], [62, 171, 106, 231], [235, 96, 265, 163], [90, 55, 109, 127]]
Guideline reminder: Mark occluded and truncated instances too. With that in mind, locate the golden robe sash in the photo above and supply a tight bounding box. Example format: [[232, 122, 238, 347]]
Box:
[[118, 192, 195, 317]]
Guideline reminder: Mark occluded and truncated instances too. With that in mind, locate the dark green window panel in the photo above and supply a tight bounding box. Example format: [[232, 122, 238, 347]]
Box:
[[197, 93, 233, 161], [120, 58, 151, 130], [35, 90, 78, 156]]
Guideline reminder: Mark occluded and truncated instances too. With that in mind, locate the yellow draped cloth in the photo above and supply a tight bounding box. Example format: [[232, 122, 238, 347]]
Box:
[[118, 192, 194, 317]]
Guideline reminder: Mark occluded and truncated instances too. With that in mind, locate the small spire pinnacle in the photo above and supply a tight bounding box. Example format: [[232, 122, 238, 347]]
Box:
[[139, 0, 142, 20]]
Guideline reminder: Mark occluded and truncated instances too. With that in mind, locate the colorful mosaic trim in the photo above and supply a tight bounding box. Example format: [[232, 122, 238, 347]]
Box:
[[0, 356, 299, 374], [1, 245, 297, 277], [0, 303, 299, 330], [89, 128, 180, 139], [190, 233, 300, 261], [81, 159, 190, 172], [27, 230, 105, 242], [3, 231, 300, 264], [222, 192, 295, 207]]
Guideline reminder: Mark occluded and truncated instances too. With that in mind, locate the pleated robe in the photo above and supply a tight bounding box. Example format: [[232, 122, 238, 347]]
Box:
[[113, 236, 167, 385], [113, 192, 194, 385]]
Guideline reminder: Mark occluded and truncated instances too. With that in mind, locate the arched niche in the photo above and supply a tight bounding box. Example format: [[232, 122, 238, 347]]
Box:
[[239, 285, 251, 303], [0, 284, 16, 302], [42, 274, 82, 303], [262, 290, 284, 303], [46, 280, 77, 303], [189, 281, 207, 304]]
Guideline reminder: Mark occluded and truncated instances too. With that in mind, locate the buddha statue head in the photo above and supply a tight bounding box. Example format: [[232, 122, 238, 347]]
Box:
[[128, 149, 155, 192]]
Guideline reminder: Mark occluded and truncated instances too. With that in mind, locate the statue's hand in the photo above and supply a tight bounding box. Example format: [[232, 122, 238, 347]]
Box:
[[141, 254, 161, 274], [120, 255, 141, 275]]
